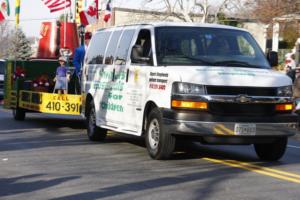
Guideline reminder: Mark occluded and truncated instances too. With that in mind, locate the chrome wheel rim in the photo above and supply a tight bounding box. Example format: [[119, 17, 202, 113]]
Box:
[[148, 118, 160, 149]]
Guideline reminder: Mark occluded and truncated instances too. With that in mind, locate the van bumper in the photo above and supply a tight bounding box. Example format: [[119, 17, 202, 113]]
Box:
[[161, 109, 298, 142]]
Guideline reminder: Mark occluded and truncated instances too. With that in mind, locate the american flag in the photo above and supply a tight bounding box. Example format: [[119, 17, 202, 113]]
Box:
[[42, 0, 72, 13]]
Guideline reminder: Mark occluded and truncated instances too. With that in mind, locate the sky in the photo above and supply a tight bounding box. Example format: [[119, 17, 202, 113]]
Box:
[[7, 0, 140, 37], [6, 0, 222, 37]]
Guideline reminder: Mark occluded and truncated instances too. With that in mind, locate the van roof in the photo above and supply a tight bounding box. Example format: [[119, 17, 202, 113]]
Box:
[[96, 21, 246, 32]]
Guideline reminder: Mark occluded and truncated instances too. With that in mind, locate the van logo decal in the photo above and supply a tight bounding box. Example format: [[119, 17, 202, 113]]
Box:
[[134, 68, 139, 82], [149, 71, 168, 90], [235, 95, 252, 103]]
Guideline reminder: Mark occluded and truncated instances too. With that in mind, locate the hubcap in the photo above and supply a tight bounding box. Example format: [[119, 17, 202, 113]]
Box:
[[148, 119, 160, 149]]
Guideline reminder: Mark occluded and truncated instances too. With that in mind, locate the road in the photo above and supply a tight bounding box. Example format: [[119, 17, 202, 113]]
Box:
[[1, 106, 300, 200]]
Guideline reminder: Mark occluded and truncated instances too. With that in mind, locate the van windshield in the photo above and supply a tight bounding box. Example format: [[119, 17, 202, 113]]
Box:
[[155, 27, 270, 69]]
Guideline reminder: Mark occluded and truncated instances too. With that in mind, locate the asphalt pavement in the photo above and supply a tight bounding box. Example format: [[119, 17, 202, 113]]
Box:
[[1, 106, 300, 200]]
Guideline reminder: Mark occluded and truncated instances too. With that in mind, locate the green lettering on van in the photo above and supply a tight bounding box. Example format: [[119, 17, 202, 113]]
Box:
[[100, 101, 124, 112]]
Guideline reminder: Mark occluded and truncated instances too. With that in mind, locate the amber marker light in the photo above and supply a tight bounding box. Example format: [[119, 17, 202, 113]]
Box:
[[275, 103, 293, 111], [171, 100, 208, 110]]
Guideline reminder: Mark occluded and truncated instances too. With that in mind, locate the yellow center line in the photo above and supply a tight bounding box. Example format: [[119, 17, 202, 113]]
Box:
[[203, 157, 300, 184]]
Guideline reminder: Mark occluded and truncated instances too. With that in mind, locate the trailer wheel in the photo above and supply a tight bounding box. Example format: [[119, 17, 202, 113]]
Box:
[[145, 108, 175, 160], [12, 108, 26, 121], [86, 101, 107, 141], [254, 137, 287, 161]]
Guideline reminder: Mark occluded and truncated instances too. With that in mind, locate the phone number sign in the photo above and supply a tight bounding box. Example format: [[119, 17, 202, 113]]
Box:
[[41, 93, 81, 115], [19, 92, 82, 115]]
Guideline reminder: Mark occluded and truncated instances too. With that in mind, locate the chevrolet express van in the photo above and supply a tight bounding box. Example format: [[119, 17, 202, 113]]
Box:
[[82, 22, 297, 160]]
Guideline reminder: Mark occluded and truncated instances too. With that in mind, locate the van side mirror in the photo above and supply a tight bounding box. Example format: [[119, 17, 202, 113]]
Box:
[[267, 51, 278, 67], [131, 45, 151, 64]]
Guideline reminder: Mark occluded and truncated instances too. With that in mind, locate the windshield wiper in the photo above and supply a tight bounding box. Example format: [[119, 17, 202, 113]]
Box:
[[176, 55, 214, 65], [212, 60, 260, 68]]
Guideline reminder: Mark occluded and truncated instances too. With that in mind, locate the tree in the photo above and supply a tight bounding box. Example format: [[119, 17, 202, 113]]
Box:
[[142, 0, 246, 23], [8, 28, 32, 60], [0, 21, 13, 58], [246, 0, 300, 24]]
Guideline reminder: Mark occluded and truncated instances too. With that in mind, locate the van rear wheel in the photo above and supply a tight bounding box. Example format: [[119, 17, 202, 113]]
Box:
[[13, 108, 26, 121], [86, 102, 107, 141], [145, 108, 175, 160], [254, 137, 287, 161]]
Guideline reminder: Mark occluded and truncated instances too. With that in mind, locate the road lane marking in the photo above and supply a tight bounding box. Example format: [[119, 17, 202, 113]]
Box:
[[0, 128, 45, 134], [288, 145, 300, 149], [203, 157, 300, 184]]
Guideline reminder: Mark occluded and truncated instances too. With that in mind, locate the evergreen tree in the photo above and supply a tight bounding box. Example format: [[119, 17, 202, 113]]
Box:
[[9, 28, 32, 60], [0, 22, 13, 59]]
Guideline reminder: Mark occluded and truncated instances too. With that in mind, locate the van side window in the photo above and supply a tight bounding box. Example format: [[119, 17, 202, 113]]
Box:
[[104, 30, 122, 65], [114, 30, 135, 65], [131, 29, 152, 65], [86, 31, 111, 64]]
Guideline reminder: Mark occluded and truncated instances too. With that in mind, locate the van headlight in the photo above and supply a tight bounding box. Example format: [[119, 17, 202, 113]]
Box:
[[172, 82, 206, 95], [277, 86, 292, 97]]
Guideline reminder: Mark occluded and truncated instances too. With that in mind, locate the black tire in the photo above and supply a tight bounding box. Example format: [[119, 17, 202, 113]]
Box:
[[12, 108, 26, 121], [254, 137, 288, 161], [86, 101, 107, 141], [145, 107, 175, 160]]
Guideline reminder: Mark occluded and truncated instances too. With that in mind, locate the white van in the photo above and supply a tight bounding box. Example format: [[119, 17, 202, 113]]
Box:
[[82, 22, 297, 161]]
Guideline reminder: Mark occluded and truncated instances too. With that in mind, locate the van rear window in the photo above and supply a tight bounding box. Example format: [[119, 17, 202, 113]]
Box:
[[105, 30, 122, 65], [86, 31, 111, 65]]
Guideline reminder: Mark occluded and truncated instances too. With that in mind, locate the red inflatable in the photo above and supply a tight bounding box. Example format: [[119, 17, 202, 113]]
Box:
[[37, 22, 79, 59]]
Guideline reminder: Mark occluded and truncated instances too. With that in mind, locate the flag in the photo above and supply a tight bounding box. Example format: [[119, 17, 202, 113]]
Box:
[[15, 0, 20, 26], [42, 0, 72, 13], [79, 0, 98, 26], [103, 0, 111, 23], [75, 0, 83, 24], [0, 0, 10, 22]]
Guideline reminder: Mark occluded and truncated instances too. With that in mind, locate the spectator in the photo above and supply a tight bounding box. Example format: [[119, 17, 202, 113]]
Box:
[[73, 32, 92, 93], [285, 52, 296, 70], [293, 67, 300, 98]]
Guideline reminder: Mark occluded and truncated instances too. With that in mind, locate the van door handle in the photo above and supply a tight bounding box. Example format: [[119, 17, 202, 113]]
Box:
[[112, 69, 115, 82], [126, 69, 129, 82]]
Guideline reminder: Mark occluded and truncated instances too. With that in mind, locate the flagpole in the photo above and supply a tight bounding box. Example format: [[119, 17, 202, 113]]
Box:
[[15, 0, 20, 28], [64, 0, 67, 48]]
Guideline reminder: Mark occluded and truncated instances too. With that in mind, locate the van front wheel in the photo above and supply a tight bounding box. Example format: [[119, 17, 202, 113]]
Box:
[[86, 102, 107, 141], [145, 108, 175, 160], [254, 137, 287, 161]]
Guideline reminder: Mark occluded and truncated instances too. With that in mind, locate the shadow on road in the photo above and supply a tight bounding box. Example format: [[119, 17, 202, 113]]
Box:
[[50, 166, 236, 200], [0, 174, 80, 198]]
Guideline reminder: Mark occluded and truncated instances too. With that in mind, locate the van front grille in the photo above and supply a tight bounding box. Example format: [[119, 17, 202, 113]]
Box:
[[208, 102, 276, 116], [206, 86, 277, 96]]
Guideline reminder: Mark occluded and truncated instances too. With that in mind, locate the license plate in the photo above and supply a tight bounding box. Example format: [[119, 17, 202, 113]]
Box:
[[234, 123, 256, 135]]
